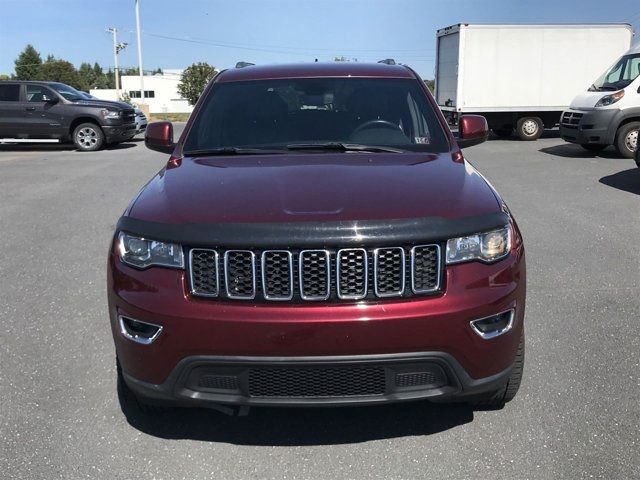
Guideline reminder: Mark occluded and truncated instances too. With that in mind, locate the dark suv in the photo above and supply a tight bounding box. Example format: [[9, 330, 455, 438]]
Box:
[[108, 62, 526, 411], [0, 81, 135, 150]]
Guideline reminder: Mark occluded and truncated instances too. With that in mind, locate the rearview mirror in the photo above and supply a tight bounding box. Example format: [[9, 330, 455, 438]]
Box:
[[457, 115, 489, 149], [145, 121, 175, 154]]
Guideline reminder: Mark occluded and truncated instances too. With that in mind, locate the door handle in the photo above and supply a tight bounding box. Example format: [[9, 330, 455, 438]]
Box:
[[25, 106, 36, 111]]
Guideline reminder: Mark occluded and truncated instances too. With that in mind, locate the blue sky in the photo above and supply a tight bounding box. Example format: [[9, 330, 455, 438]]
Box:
[[1, 0, 639, 79]]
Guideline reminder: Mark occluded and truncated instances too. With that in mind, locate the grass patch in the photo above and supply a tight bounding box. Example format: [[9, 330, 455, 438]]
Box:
[[149, 112, 191, 122]]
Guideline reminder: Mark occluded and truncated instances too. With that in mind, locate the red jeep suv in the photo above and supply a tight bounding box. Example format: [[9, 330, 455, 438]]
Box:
[[108, 62, 525, 411]]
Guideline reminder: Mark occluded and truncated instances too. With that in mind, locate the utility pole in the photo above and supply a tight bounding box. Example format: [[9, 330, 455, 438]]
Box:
[[106, 27, 127, 98], [134, 0, 145, 104]]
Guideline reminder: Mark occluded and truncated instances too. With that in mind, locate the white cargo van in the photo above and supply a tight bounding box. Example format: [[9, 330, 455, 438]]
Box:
[[560, 43, 640, 158], [435, 24, 633, 140]]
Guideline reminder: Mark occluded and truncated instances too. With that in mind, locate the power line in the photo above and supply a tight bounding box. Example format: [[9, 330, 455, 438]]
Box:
[[142, 31, 434, 58]]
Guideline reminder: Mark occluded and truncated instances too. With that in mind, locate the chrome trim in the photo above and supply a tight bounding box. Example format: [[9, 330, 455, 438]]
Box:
[[261, 250, 294, 301], [299, 249, 331, 301], [410, 244, 442, 294], [224, 250, 256, 299], [188, 248, 219, 297], [469, 309, 515, 340], [373, 247, 405, 298], [118, 315, 163, 345], [336, 248, 368, 300]]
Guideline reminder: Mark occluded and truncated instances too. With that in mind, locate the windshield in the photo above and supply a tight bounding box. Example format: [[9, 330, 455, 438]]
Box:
[[184, 78, 449, 153], [590, 54, 640, 91], [49, 82, 85, 101]]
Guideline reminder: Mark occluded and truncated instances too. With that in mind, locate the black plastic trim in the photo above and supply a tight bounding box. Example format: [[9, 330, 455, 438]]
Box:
[[121, 351, 514, 407], [116, 212, 509, 248]]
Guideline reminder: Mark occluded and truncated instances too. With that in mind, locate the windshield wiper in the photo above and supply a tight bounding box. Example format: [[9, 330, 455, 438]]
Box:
[[286, 142, 405, 153], [184, 147, 285, 156]]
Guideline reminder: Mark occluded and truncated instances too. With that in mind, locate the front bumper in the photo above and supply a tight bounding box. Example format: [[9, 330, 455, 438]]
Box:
[[103, 122, 136, 142], [108, 238, 525, 406], [122, 351, 515, 407], [560, 108, 618, 145]]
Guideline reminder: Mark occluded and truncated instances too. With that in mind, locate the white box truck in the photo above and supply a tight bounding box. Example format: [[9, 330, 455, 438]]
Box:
[[435, 24, 633, 140]]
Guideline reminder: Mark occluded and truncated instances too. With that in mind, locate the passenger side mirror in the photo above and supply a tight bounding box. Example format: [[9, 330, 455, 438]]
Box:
[[44, 95, 58, 104], [145, 121, 175, 154], [457, 115, 489, 149]]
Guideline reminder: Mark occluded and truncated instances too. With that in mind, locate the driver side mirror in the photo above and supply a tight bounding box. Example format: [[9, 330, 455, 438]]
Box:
[[44, 94, 58, 104], [145, 121, 175, 154], [457, 115, 489, 149]]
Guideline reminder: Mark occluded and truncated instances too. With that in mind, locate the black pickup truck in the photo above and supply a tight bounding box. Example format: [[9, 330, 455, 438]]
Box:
[[0, 80, 136, 151]]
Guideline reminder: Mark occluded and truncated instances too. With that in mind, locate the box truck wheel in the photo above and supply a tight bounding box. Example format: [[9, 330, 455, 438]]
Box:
[[614, 122, 639, 158], [516, 117, 543, 141]]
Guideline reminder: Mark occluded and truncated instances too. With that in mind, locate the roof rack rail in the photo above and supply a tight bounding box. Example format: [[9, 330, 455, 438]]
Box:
[[377, 58, 396, 65], [235, 61, 255, 68]]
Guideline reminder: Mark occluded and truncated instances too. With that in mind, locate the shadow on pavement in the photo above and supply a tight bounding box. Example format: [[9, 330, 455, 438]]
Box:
[[0, 141, 137, 152], [599, 168, 640, 195], [538, 143, 622, 159], [118, 389, 475, 445], [488, 129, 561, 142]]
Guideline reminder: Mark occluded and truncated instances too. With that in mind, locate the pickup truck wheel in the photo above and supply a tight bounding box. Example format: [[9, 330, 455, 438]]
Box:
[[516, 117, 543, 141], [580, 144, 607, 152], [471, 332, 525, 409], [614, 122, 640, 158], [73, 123, 104, 151]]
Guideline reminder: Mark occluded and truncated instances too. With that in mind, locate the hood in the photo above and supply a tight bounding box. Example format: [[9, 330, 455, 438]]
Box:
[[128, 152, 500, 226], [70, 99, 132, 110], [569, 90, 614, 110]]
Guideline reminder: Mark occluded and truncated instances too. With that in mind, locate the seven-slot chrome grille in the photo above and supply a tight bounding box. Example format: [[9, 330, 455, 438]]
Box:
[[188, 245, 441, 302]]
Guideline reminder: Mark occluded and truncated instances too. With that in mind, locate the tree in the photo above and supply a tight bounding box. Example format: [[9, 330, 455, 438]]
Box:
[[424, 79, 435, 93], [40, 57, 82, 89], [177, 62, 217, 106], [104, 69, 116, 89], [14, 44, 42, 80], [0, 74, 10, 81], [78, 62, 96, 91], [92, 62, 109, 89]]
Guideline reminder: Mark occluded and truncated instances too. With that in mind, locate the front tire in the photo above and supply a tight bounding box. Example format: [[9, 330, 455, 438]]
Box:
[[614, 122, 639, 159], [73, 123, 104, 151], [516, 117, 543, 141], [471, 332, 525, 409]]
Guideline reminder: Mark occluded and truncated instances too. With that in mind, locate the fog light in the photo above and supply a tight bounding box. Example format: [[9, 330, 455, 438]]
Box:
[[119, 316, 163, 345], [470, 310, 514, 339]]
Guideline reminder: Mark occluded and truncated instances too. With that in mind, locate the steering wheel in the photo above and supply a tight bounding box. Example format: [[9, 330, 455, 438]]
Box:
[[351, 119, 403, 136]]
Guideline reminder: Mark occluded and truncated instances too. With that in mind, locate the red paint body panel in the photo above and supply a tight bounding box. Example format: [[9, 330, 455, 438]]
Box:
[[129, 153, 500, 224], [216, 63, 416, 83]]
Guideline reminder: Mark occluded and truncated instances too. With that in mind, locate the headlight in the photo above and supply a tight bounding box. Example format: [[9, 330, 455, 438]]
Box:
[[117, 232, 184, 269], [594, 90, 624, 108], [446, 225, 511, 264], [101, 109, 122, 119]]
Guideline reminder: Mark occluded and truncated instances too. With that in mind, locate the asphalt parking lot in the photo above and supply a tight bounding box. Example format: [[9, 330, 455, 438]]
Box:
[[1, 126, 639, 480]]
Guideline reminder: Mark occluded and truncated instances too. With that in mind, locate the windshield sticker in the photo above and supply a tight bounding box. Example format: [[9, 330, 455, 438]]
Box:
[[414, 137, 430, 144]]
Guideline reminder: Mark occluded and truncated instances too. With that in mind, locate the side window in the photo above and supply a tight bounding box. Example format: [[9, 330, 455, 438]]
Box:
[[0, 84, 20, 102], [606, 63, 623, 83], [26, 85, 56, 103]]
